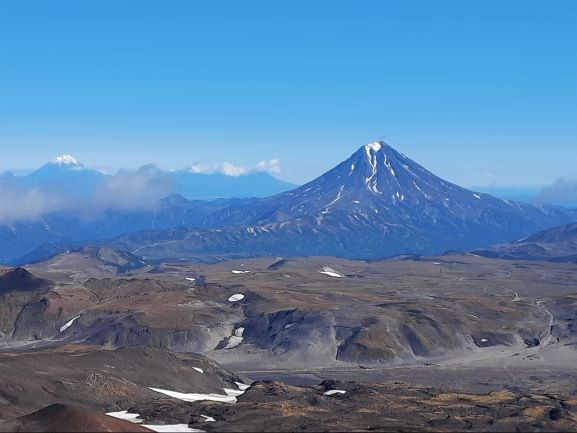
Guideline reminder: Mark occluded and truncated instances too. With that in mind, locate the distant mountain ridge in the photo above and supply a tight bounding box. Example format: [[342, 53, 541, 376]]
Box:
[[19, 155, 105, 198], [472, 222, 577, 262], [0, 155, 295, 263], [5, 142, 577, 265], [1, 195, 257, 264], [3, 154, 296, 201], [107, 142, 577, 261], [171, 170, 297, 200]]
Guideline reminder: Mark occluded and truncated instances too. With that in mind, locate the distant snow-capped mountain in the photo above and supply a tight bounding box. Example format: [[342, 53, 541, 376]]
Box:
[[3, 154, 297, 200], [53, 154, 83, 167], [21, 154, 105, 197]]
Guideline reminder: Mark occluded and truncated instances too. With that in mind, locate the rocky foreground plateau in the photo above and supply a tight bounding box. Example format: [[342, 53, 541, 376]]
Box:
[[0, 252, 575, 431]]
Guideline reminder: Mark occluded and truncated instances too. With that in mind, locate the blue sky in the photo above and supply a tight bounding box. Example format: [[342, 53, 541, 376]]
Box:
[[1, 0, 576, 186]]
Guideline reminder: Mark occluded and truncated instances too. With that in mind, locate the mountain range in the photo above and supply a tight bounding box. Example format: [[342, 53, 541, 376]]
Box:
[[472, 222, 577, 262], [0, 195, 257, 264], [2, 154, 296, 200], [0, 156, 292, 263], [3, 142, 577, 265], [105, 142, 577, 262]]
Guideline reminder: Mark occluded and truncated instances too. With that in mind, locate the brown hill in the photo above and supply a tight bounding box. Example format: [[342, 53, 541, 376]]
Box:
[[12, 404, 151, 432]]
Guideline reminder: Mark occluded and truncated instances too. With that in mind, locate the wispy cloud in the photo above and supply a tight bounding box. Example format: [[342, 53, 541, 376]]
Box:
[[0, 165, 174, 224], [0, 177, 68, 223], [0, 157, 284, 224], [189, 159, 282, 176], [89, 164, 174, 212], [534, 176, 577, 207], [256, 159, 281, 174]]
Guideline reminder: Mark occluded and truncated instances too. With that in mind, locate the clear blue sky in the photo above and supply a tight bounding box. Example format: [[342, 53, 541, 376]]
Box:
[[1, 0, 575, 186]]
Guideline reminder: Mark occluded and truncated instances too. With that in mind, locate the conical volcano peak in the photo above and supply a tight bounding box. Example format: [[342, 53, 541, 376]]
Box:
[[365, 141, 383, 152], [362, 140, 403, 157], [364, 140, 397, 153], [54, 154, 81, 166]]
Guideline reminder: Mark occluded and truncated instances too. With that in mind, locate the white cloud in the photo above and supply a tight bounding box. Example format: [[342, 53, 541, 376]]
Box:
[[256, 159, 281, 174], [90, 165, 174, 211], [0, 158, 283, 224], [0, 180, 67, 223], [221, 162, 249, 176], [0, 165, 174, 223], [188, 159, 282, 177], [189, 163, 216, 174], [534, 176, 577, 207]]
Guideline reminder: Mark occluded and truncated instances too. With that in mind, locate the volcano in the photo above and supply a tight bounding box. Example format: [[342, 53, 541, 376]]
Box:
[[112, 141, 577, 261]]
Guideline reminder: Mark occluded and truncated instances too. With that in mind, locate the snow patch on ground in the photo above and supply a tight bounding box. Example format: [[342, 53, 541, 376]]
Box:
[[231, 270, 250, 274], [224, 327, 245, 349], [223, 387, 245, 397], [228, 293, 245, 302], [192, 367, 204, 374], [201, 415, 216, 422], [324, 390, 347, 396], [149, 381, 251, 406], [143, 425, 203, 432], [235, 382, 251, 391], [319, 267, 344, 278], [105, 410, 143, 423], [59, 315, 80, 333], [149, 387, 238, 403]]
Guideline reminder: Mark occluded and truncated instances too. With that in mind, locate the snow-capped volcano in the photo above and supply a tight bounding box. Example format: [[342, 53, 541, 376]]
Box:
[[206, 140, 504, 226], [130, 140, 577, 261], [23, 154, 103, 197], [304, 140, 493, 213], [53, 154, 83, 168]]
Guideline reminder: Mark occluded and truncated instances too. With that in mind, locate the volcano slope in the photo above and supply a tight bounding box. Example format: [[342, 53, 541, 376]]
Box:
[[0, 344, 250, 431]]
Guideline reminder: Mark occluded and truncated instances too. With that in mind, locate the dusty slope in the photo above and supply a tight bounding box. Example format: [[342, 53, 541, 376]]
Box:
[[6, 255, 576, 371], [127, 380, 577, 432], [7, 404, 152, 433], [0, 345, 247, 422]]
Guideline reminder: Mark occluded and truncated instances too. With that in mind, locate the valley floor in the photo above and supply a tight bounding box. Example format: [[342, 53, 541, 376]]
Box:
[[0, 253, 576, 431]]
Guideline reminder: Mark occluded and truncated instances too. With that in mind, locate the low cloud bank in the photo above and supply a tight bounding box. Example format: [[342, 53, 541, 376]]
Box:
[[0, 166, 173, 224], [0, 158, 284, 224], [534, 176, 577, 208], [0, 177, 68, 223], [90, 165, 174, 212]]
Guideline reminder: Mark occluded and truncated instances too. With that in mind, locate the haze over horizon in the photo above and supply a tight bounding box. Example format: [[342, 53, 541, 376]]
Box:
[[1, 0, 576, 187]]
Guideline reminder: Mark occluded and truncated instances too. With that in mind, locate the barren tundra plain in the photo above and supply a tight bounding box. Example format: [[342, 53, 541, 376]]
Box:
[[0, 251, 576, 431]]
